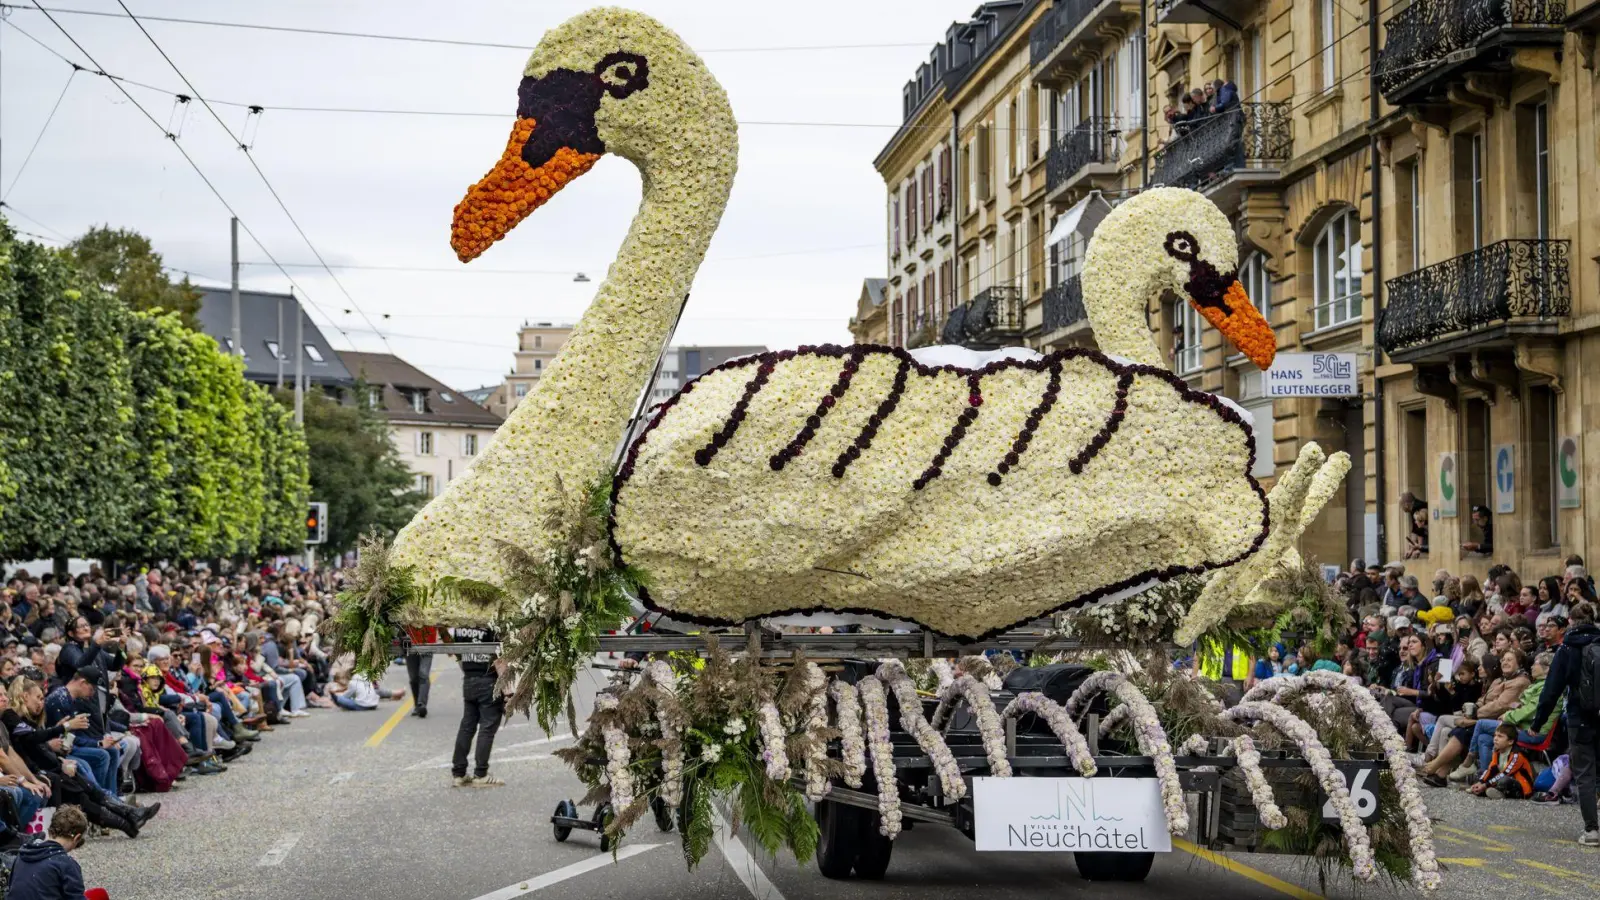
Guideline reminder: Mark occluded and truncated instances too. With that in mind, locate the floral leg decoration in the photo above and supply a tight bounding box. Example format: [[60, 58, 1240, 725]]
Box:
[[1065, 671, 1187, 834], [929, 675, 1011, 778], [878, 661, 966, 801], [595, 694, 635, 814], [999, 693, 1097, 777], [1228, 735, 1287, 830], [1221, 702, 1375, 881], [756, 700, 791, 782], [857, 676, 902, 838], [829, 678, 867, 789], [1244, 672, 1440, 891], [800, 662, 832, 802], [1177, 734, 1210, 756], [929, 659, 956, 692], [645, 661, 685, 808]]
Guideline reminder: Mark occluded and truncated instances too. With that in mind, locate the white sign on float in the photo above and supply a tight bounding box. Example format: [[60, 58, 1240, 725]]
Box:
[[973, 777, 1171, 853], [1266, 352, 1360, 397]]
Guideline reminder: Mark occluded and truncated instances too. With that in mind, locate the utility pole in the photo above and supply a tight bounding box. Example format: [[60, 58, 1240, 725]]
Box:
[[275, 296, 284, 388], [230, 218, 243, 357], [293, 289, 305, 425]]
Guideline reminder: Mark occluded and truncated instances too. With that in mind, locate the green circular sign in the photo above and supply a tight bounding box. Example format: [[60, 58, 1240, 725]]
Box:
[[1440, 455, 1456, 502], [1559, 438, 1578, 489]]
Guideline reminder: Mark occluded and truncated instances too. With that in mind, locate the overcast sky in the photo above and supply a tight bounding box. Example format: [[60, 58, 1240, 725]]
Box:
[[0, 0, 979, 388]]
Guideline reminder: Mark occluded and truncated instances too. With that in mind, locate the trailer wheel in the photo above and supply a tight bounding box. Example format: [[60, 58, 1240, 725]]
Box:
[[595, 802, 616, 853], [652, 797, 675, 833], [552, 800, 577, 843], [852, 810, 894, 880], [1073, 851, 1154, 882], [814, 799, 861, 879]]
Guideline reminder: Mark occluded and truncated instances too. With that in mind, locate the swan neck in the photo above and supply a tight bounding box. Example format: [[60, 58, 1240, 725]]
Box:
[[1081, 227, 1167, 367]]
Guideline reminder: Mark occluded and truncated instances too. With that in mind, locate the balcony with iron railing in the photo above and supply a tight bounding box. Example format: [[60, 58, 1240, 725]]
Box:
[[1046, 117, 1122, 199], [1376, 239, 1570, 360], [941, 285, 1027, 349], [1039, 275, 1089, 341], [1373, 0, 1567, 105], [1152, 103, 1291, 196], [1029, 0, 1136, 87]]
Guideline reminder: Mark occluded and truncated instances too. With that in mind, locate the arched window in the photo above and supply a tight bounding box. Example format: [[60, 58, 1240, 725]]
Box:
[[1312, 210, 1363, 330], [1239, 252, 1271, 319], [1176, 301, 1203, 376]]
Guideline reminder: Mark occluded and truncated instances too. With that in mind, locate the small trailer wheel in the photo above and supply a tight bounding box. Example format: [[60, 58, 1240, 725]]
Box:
[[552, 800, 577, 842], [852, 810, 894, 880], [652, 797, 675, 833], [1074, 851, 1154, 882], [814, 799, 861, 879]]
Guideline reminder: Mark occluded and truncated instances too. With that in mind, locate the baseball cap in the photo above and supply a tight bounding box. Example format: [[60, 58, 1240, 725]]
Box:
[[1389, 616, 1413, 632], [74, 665, 104, 684]]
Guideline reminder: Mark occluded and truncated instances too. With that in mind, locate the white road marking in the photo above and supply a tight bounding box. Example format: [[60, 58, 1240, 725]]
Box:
[[467, 843, 659, 899], [256, 832, 302, 867], [420, 754, 550, 770], [328, 771, 354, 785], [714, 809, 787, 900], [403, 735, 572, 771]]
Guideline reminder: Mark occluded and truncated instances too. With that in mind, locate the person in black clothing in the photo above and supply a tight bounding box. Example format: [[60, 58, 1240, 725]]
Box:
[[449, 626, 505, 788], [7, 804, 90, 900], [1462, 505, 1494, 556], [1531, 601, 1600, 847], [56, 619, 123, 690]]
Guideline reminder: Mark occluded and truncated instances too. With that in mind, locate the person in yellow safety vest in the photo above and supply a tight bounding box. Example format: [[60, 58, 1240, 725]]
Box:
[[1198, 642, 1253, 682]]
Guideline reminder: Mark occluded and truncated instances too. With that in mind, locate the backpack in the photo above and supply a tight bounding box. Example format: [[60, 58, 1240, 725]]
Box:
[[1579, 641, 1600, 713]]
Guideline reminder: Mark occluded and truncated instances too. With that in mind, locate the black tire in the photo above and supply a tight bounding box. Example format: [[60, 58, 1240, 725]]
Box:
[[852, 809, 894, 880], [814, 799, 861, 879], [1074, 851, 1154, 882], [652, 797, 675, 833], [596, 803, 615, 853], [552, 800, 576, 843]]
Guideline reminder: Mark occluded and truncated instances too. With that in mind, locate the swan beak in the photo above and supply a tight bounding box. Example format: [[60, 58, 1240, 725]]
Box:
[[450, 117, 602, 262], [1193, 281, 1275, 369]]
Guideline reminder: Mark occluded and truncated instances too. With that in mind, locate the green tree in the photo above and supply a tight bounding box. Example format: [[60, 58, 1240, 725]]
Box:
[[255, 386, 311, 553], [65, 226, 201, 328], [292, 386, 420, 555]]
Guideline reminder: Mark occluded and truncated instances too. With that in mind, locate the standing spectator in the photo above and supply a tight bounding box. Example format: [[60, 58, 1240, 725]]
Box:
[[406, 627, 434, 720], [1531, 601, 1599, 847], [449, 625, 505, 788]]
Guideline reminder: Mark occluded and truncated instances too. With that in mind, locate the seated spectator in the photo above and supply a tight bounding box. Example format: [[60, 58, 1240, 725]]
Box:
[[330, 673, 403, 712], [7, 804, 94, 900], [1467, 723, 1535, 800], [1418, 647, 1530, 784], [1538, 575, 1569, 621]]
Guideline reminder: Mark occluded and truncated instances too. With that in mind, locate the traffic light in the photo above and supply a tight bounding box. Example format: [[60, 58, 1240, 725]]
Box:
[[306, 501, 328, 545]]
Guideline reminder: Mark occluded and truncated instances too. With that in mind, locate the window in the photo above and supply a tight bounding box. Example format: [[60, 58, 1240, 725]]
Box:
[[367, 386, 382, 408], [462, 433, 479, 457], [1033, 85, 1047, 162], [1534, 103, 1550, 239], [1176, 301, 1203, 375], [264, 340, 282, 360], [411, 390, 427, 413], [1320, 0, 1337, 90], [977, 124, 992, 201], [890, 193, 900, 253], [1528, 384, 1558, 548], [534, 334, 543, 349], [1248, 28, 1264, 100], [937, 147, 951, 216], [1006, 97, 1019, 180], [905, 178, 917, 242], [439, 391, 454, 403], [415, 474, 434, 497], [1403, 406, 1427, 508], [1239, 252, 1271, 320], [921, 165, 933, 232], [1469, 133, 1484, 250], [534, 359, 542, 371], [514, 383, 528, 398], [1312, 210, 1363, 330], [303, 344, 324, 363], [1462, 398, 1491, 522], [684, 350, 702, 378], [417, 431, 434, 456]]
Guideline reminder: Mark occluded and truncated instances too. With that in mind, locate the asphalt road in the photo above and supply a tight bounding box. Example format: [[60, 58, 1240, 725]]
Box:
[[74, 661, 1598, 900]]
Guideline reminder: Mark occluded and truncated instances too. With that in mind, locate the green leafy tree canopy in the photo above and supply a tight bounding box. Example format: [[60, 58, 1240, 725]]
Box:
[[66, 226, 201, 329]]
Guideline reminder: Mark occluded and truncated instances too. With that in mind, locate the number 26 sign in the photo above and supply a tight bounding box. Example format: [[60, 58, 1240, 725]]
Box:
[[1320, 762, 1382, 825]]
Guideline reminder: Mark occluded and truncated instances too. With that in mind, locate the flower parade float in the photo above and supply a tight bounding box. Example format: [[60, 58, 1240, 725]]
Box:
[[325, 7, 1440, 891]]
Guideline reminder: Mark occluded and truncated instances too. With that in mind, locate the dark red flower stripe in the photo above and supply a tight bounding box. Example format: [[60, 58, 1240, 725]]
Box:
[[832, 356, 910, 479], [912, 373, 983, 491], [693, 358, 775, 466], [1066, 371, 1134, 475], [986, 362, 1062, 487], [771, 351, 863, 471]]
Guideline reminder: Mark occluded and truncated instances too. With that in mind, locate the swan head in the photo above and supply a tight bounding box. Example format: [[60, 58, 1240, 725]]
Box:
[[1088, 187, 1276, 369], [451, 7, 736, 262]]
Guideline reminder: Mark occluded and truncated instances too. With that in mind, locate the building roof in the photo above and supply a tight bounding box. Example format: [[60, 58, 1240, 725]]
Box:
[[862, 278, 888, 307], [195, 287, 353, 385], [336, 351, 503, 428]]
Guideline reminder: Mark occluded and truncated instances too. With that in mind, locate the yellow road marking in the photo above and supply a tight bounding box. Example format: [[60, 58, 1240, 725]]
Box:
[[1434, 825, 1513, 852], [1172, 838, 1324, 900], [366, 672, 440, 748], [1438, 857, 1486, 867], [1516, 858, 1600, 889], [1486, 825, 1521, 833]]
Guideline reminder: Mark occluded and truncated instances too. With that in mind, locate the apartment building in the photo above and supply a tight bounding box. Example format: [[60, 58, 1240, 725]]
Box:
[[504, 321, 573, 414], [646, 345, 770, 405]]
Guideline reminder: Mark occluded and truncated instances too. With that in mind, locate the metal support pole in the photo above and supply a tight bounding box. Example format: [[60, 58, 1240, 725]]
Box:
[[1140, 0, 1149, 189], [275, 296, 284, 388], [230, 217, 243, 356], [1369, 0, 1388, 564], [293, 290, 304, 425]]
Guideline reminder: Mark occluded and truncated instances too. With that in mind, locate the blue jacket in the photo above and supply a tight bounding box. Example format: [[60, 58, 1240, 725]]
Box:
[[1213, 82, 1240, 111], [7, 838, 86, 900], [1533, 622, 1600, 731]]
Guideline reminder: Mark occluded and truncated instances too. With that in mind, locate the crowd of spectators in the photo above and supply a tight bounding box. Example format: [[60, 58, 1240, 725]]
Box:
[[0, 560, 344, 853], [1160, 78, 1241, 144], [1244, 553, 1600, 847]]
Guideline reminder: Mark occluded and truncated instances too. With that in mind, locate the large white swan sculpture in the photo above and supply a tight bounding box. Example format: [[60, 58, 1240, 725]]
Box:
[[390, 7, 1320, 640]]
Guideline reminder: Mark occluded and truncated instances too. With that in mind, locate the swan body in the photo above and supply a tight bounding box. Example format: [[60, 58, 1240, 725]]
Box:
[[391, 8, 1299, 640]]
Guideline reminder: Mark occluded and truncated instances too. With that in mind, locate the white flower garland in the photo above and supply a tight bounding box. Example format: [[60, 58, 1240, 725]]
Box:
[[857, 676, 902, 838], [1222, 701, 1374, 881], [930, 674, 1011, 778], [1228, 735, 1287, 830], [1178, 733, 1210, 756], [595, 694, 635, 814], [800, 662, 832, 801], [1245, 672, 1441, 891], [878, 661, 965, 801], [929, 659, 956, 692], [1065, 671, 1187, 834], [1000, 692, 1097, 777], [829, 678, 867, 789], [756, 701, 791, 782], [645, 661, 685, 807]]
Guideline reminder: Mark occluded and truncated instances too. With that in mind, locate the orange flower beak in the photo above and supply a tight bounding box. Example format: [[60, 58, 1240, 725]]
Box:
[[1191, 281, 1275, 369], [450, 117, 602, 263]]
